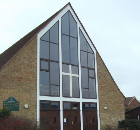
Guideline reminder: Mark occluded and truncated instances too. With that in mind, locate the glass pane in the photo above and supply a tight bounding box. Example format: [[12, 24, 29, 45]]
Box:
[[69, 12, 77, 38], [51, 102, 59, 109], [41, 31, 49, 41], [83, 103, 89, 109], [80, 30, 87, 51], [72, 77, 79, 98], [54, 117, 56, 124], [50, 85, 59, 96], [88, 53, 94, 68], [91, 104, 96, 109], [40, 40, 49, 59], [82, 89, 89, 98], [81, 67, 88, 88], [50, 43, 58, 61], [62, 75, 70, 97], [62, 12, 69, 35], [62, 64, 69, 73], [89, 69, 95, 77], [71, 65, 78, 74], [40, 71, 49, 95], [50, 62, 59, 85], [72, 103, 79, 109], [64, 102, 70, 109], [89, 78, 96, 98], [41, 102, 49, 109], [41, 60, 48, 70], [70, 37, 78, 65], [87, 43, 93, 53], [62, 35, 70, 63], [81, 51, 87, 67], [50, 22, 58, 43]]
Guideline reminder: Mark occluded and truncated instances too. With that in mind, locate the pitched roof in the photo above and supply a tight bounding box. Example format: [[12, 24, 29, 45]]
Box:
[[0, 2, 70, 70], [124, 97, 136, 106], [0, 2, 125, 99]]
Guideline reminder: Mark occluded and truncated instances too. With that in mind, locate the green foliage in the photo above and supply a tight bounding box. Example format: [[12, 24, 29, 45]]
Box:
[[125, 108, 134, 112], [118, 119, 140, 130], [125, 114, 131, 119], [0, 107, 11, 119]]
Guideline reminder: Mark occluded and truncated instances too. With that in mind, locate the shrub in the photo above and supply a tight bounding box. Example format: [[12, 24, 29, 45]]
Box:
[[0, 107, 11, 119], [118, 119, 140, 130], [0, 116, 45, 130]]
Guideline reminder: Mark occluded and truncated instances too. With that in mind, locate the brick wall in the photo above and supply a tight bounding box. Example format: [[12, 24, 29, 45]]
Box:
[[0, 36, 37, 121], [97, 51, 125, 129], [126, 98, 140, 109]]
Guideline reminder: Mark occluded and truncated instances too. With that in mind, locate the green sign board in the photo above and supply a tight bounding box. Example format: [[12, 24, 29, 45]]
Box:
[[3, 97, 19, 111]]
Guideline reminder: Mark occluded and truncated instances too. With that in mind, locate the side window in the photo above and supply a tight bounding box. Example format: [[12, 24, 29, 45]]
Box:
[[40, 21, 59, 96], [80, 29, 96, 99]]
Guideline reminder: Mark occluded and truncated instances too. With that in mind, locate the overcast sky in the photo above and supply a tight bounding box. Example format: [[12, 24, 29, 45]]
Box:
[[0, 0, 140, 100]]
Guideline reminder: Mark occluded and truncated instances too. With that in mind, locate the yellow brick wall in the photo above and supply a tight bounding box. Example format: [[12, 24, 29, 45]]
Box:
[[97, 51, 125, 129], [0, 36, 37, 121]]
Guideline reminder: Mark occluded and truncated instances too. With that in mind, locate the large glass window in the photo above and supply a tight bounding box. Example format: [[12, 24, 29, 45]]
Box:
[[80, 29, 96, 99], [40, 21, 59, 96]]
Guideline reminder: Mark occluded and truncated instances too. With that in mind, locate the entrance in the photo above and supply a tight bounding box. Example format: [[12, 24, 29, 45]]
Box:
[[63, 102, 81, 130], [40, 101, 60, 130], [83, 103, 98, 130]]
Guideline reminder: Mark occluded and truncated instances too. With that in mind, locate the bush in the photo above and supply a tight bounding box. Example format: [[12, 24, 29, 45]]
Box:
[[118, 119, 140, 130], [0, 107, 11, 119], [0, 116, 45, 130]]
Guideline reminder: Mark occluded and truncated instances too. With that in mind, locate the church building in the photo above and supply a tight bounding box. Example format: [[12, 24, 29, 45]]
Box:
[[0, 2, 125, 130]]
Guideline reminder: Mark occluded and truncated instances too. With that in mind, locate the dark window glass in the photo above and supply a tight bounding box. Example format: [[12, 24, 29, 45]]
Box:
[[71, 65, 78, 74], [50, 43, 58, 61], [93, 116, 95, 122], [62, 64, 69, 73], [40, 40, 49, 59], [62, 35, 70, 63], [40, 71, 49, 95], [87, 44, 93, 53], [80, 30, 87, 51], [63, 75, 70, 97], [54, 117, 56, 124], [64, 102, 71, 109], [90, 104, 96, 109], [50, 22, 58, 43], [86, 116, 87, 123], [72, 77, 79, 98], [69, 12, 77, 38], [41, 102, 49, 109], [41, 60, 48, 70], [62, 12, 69, 35], [89, 78, 96, 98], [50, 85, 59, 96], [82, 88, 89, 98], [81, 51, 87, 67], [50, 62, 59, 85], [70, 37, 78, 65], [83, 103, 89, 109], [41, 31, 49, 41], [75, 116, 77, 123], [81, 67, 88, 88], [72, 103, 79, 109], [44, 117, 46, 124], [51, 102, 59, 109], [89, 69, 94, 77], [67, 117, 69, 124], [88, 53, 94, 68]]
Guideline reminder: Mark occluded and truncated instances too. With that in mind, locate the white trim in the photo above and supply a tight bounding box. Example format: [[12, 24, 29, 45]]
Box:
[[37, 4, 100, 130]]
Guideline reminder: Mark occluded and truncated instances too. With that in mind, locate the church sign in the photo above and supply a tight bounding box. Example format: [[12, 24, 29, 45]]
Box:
[[3, 97, 19, 111]]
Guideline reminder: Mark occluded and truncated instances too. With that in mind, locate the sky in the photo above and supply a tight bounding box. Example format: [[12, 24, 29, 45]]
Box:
[[0, 0, 140, 100]]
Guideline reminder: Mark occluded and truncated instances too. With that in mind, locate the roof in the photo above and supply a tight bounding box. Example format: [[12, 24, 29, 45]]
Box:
[[0, 2, 125, 99], [124, 97, 136, 106]]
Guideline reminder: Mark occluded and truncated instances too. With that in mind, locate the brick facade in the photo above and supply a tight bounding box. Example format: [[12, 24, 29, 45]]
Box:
[[0, 36, 37, 121]]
